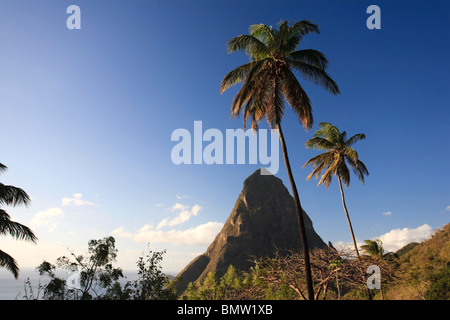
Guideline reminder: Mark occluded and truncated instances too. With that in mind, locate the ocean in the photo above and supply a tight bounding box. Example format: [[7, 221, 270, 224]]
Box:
[[0, 268, 141, 300], [0, 268, 41, 300]]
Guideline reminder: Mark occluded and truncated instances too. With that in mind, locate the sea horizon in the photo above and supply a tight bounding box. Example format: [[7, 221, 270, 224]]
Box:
[[0, 267, 178, 300]]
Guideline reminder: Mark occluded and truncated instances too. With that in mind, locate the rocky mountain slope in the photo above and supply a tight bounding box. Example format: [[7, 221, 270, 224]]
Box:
[[176, 169, 327, 292]]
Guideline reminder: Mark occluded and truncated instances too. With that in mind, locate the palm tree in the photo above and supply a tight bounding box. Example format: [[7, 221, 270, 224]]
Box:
[[303, 122, 368, 259], [221, 20, 340, 300], [361, 239, 385, 299], [361, 239, 383, 259], [0, 163, 37, 278]]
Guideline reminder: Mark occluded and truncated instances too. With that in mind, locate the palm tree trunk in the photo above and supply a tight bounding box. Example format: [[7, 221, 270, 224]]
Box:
[[337, 175, 360, 258], [337, 175, 373, 300], [276, 123, 314, 300]]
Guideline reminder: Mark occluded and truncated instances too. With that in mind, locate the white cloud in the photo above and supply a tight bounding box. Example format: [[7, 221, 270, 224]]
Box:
[[131, 221, 223, 246], [378, 224, 433, 252], [31, 207, 64, 232], [112, 201, 222, 246], [445, 206, 450, 211], [61, 193, 97, 207], [157, 203, 202, 229], [382, 211, 392, 216], [332, 224, 435, 254], [170, 203, 189, 212], [176, 194, 189, 200], [111, 226, 133, 239]]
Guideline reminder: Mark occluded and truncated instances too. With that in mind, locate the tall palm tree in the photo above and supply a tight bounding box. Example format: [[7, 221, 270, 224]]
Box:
[[221, 20, 340, 300], [303, 122, 368, 258], [0, 163, 37, 278]]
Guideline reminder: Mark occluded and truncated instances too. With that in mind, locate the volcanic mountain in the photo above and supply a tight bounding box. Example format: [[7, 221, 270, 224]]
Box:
[[176, 169, 327, 292]]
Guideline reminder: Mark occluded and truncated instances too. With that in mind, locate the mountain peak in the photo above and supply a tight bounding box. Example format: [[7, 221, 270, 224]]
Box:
[[176, 169, 327, 293], [243, 168, 281, 186]]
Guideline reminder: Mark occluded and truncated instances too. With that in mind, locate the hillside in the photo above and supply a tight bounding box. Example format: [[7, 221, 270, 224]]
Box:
[[386, 222, 450, 299]]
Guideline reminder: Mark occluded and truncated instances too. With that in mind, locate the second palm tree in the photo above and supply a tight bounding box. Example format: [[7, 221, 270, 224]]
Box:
[[303, 122, 368, 258]]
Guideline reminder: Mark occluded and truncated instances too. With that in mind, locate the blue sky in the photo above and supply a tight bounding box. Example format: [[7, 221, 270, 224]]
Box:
[[0, 0, 449, 275]]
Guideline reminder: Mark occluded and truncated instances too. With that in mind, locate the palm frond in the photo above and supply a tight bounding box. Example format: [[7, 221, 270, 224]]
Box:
[[287, 59, 340, 95], [274, 20, 321, 54], [338, 159, 351, 188], [265, 78, 284, 128], [343, 147, 359, 164], [0, 249, 19, 279], [302, 151, 333, 169], [318, 156, 340, 188], [231, 64, 272, 120], [242, 80, 271, 129], [305, 136, 334, 150], [267, 20, 288, 53], [227, 34, 270, 60], [280, 66, 313, 130], [230, 59, 271, 104], [0, 184, 31, 207], [0, 163, 7, 175], [287, 20, 320, 39], [249, 23, 275, 45], [310, 156, 333, 181], [314, 122, 341, 143], [288, 49, 329, 69], [361, 239, 383, 257], [346, 158, 369, 183], [220, 60, 259, 93], [0, 209, 38, 242], [344, 133, 366, 147]]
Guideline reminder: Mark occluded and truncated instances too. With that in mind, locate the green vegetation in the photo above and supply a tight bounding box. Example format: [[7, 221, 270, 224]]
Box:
[[183, 247, 393, 300], [183, 223, 450, 300], [221, 19, 340, 300], [22, 237, 177, 300], [384, 223, 450, 300], [361, 239, 384, 259], [18, 223, 450, 300], [0, 163, 37, 279]]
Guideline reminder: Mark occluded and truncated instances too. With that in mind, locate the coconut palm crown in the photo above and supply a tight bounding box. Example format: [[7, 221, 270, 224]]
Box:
[[361, 239, 384, 259], [220, 20, 339, 131], [303, 122, 368, 188]]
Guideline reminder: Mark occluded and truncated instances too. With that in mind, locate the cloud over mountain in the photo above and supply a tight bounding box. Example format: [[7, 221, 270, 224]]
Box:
[[378, 224, 433, 252], [112, 203, 222, 246]]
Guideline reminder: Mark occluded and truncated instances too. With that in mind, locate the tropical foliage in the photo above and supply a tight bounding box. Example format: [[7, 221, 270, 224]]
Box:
[[361, 239, 384, 259], [0, 163, 37, 278], [22, 237, 177, 300], [18, 224, 450, 300], [385, 223, 450, 300], [183, 246, 397, 300]]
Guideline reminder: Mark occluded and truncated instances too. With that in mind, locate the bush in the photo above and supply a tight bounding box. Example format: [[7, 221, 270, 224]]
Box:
[[425, 265, 450, 300]]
